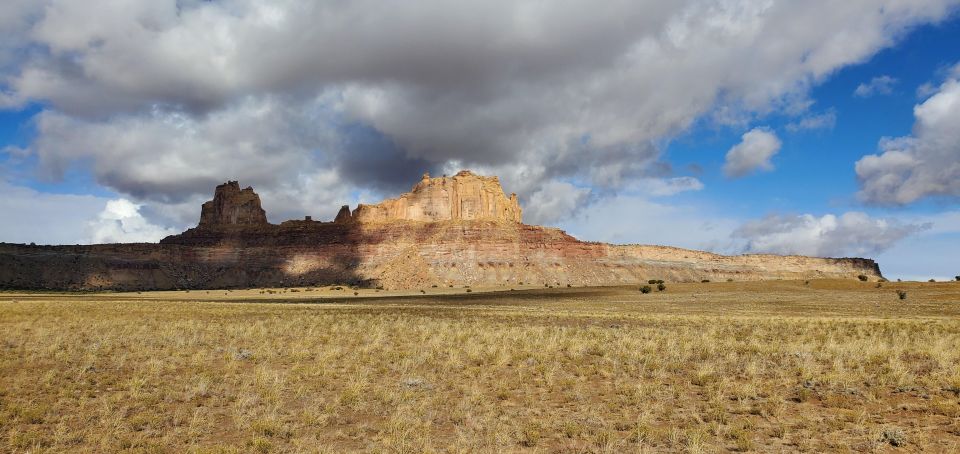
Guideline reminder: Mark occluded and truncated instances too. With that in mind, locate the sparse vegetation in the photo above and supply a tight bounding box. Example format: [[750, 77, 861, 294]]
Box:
[[858, 274, 869, 281], [1, 280, 958, 451], [639, 285, 652, 293], [647, 279, 664, 285], [897, 289, 908, 300], [701, 279, 710, 283], [657, 283, 666, 292]]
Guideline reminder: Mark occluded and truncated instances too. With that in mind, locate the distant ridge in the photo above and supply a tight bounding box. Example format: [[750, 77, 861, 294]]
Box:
[[0, 171, 882, 290]]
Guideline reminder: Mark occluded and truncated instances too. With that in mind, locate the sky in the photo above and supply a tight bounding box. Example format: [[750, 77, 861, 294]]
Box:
[[1, 1, 959, 281]]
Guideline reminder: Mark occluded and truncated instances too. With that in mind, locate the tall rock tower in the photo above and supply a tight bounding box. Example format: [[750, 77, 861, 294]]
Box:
[[198, 181, 269, 227]]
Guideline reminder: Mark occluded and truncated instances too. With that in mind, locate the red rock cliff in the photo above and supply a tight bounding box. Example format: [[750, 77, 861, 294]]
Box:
[[0, 172, 884, 291], [352, 171, 522, 223]]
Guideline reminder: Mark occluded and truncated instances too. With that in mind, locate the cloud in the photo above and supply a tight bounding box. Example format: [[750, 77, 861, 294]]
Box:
[[26, 96, 363, 224], [723, 127, 781, 178], [786, 110, 836, 132], [732, 212, 928, 257], [855, 73, 960, 204], [0, 179, 108, 244], [632, 177, 704, 197], [1, 0, 958, 226], [854, 75, 898, 97], [523, 181, 591, 226], [86, 198, 178, 244]]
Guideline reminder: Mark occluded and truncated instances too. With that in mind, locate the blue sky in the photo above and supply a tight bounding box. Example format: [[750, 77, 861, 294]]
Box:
[[1, 1, 959, 280]]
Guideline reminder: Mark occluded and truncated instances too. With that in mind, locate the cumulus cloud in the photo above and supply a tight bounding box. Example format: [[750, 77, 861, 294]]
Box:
[[854, 75, 898, 97], [733, 212, 928, 257], [1, 0, 958, 226], [855, 73, 960, 204], [723, 128, 781, 178], [87, 199, 178, 244]]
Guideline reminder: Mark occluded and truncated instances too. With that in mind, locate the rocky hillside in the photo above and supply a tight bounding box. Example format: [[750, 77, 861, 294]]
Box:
[[0, 171, 882, 291]]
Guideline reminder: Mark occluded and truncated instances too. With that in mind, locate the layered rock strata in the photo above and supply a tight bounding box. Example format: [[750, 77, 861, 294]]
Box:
[[349, 171, 522, 223], [0, 172, 883, 291]]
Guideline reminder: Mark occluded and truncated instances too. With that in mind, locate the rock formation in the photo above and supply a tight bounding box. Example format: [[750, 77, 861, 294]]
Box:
[[199, 181, 268, 227], [353, 171, 522, 223], [0, 171, 884, 291]]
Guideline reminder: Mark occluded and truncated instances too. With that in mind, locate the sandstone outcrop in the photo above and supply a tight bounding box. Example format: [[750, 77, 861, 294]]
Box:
[[199, 181, 268, 227], [0, 171, 884, 291], [352, 171, 522, 223]]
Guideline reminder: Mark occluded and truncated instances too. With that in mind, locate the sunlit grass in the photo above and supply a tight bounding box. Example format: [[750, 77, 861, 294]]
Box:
[[2, 280, 959, 451]]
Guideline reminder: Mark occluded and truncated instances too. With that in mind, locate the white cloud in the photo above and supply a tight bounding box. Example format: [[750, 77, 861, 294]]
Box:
[[854, 75, 898, 97], [0, 2, 955, 204], [523, 181, 591, 226], [723, 127, 781, 178], [0, 179, 107, 244], [560, 195, 740, 253], [0, 0, 958, 235], [732, 212, 928, 257], [632, 177, 704, 197], [786, 110, 836, 132], [855, 73, 960, 204], [86, 199, 178, 244], [874, 211, 960, 280]]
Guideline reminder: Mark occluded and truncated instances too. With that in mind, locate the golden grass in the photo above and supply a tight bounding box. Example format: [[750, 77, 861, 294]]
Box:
[[1, 280, 959, 452]]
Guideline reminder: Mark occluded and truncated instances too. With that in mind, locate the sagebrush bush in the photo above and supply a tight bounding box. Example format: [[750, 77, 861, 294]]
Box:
[[657, 283, 666, 292], [640, 285, 652, 294], [896, 290, 907, 300], [858, 275, 868, 282]]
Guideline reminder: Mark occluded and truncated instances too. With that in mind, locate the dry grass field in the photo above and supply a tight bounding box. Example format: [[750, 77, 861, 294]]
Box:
[[2, 280, 959, 453]]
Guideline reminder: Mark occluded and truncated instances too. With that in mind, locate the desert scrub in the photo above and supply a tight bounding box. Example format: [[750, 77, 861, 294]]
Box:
[[1, 280, 959, 452]]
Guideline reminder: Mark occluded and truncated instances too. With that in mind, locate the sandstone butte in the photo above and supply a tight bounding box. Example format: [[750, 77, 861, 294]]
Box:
[[0, 170, 882, 291]]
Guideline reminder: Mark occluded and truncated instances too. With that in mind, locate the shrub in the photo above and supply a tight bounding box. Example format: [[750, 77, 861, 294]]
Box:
[[928, 279, 936, 283], [956, 276, 960, 281], [657, 283, 666, 292], [466, 288, 472, 293], [875, 282, 882, 288], [701, 279, 710, 283], [639, 286, 652, 294], [353, 292, 358, 296], [896, 290, 907, 300], [857, 275, 868, 282], [647, 279, 665, 285], [881, 427, 907, 447]]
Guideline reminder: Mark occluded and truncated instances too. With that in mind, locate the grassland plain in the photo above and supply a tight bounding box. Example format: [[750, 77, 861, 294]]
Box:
[[1, 280, 959, 453]]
